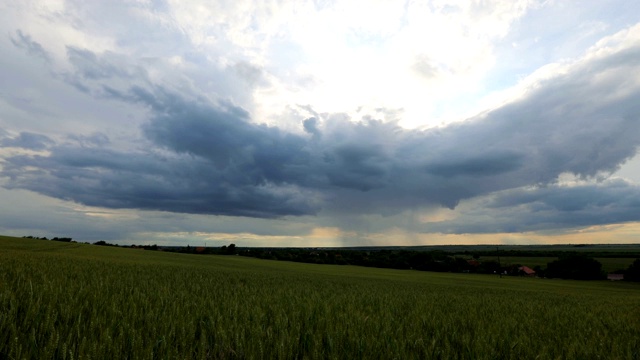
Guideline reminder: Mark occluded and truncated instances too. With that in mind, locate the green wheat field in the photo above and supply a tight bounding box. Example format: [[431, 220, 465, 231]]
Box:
[[1, 236, 639, 359]]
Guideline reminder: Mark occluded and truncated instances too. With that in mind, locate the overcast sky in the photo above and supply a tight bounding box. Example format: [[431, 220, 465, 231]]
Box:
[[1, 0, 640, 247]]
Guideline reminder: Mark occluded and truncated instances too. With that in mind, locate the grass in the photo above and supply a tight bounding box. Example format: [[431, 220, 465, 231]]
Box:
[[1, 235, 640, 359]]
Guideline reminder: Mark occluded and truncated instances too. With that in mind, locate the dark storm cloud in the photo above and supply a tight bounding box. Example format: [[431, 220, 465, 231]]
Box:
[[2, 145, 318, 218], [492, 180, 640, 215], [10, 30, 51, 62], [426, 180, 640, 234], [320, 137, 392, 192], [425, 151, 524, 178], [2, 41, 640, 226]]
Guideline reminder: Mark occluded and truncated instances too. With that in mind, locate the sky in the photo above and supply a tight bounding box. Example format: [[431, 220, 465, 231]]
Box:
[[1, 0, 640, 247]]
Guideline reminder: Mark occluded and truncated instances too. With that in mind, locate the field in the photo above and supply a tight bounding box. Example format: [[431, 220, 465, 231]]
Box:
[[1, 236, 640, 359]]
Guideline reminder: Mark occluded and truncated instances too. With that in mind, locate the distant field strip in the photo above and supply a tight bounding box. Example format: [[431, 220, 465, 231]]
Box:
[[1, 236, 639, 359]]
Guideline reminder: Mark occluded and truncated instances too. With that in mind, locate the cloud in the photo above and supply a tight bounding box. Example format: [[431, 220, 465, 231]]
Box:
[[425, 151, 524, 178], [67, 47, 130, 81], [1, 132, 53, 150], [303, 117, 320, 137], [2, 24, 640, 235], [1, 144, 320, 218], [10, 30, 51, 63], [425, 180, 640, 234]]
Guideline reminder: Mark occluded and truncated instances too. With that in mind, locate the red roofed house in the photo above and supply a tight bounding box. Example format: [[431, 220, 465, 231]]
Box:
[[518, 266, 536, 277], [607, 273, 624, 281]]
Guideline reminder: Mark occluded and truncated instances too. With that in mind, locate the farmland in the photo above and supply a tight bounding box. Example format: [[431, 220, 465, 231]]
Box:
[[1, 236, 640, 359]]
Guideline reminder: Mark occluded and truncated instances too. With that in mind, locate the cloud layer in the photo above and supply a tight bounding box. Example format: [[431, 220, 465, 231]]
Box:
[[2, 25, 640, 230], [2, 1, 640, 245]]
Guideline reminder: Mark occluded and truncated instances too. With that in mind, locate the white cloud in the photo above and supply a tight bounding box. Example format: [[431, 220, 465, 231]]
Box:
[[248, 0, 538, 128], [152, 0, 540, 128]]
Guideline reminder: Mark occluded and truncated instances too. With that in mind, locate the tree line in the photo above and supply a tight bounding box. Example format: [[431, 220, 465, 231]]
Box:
[[23, 235, 74, 242], [174, 245, 640, 281]]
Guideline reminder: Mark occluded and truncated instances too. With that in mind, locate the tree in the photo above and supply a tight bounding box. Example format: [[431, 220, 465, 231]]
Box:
[[625, 258, 640, 282], [546, 255, 605, 280], [220, 244, 237, 255]]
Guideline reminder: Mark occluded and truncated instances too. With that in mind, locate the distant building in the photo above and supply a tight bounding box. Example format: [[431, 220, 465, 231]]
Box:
[[607, 273, 624, 281], [518, 266, 536, 277], [467, 260, 480, 267]]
